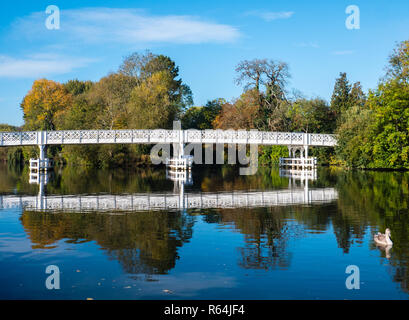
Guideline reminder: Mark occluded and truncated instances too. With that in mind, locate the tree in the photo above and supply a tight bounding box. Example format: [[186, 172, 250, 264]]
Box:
[[235, 59, 267, 93], [263, 60, 289, 105], [181, 106, 205, 129], [289, 98, 332, 133], [64, 79, 93, 96], [201, 99, 224, 129], [386, 40, 409, 82], [119, 51, 193, 113], [119, 51, 157, 80], [87, 73, 137, 129], [21, 79, 72, 131], [349, 82, 366, 108], [235, 59, 289, 99], [367, 80, 409, 168], [335, 105, 374, 168], [267, 101, 291, 132], [126, 71, 180, 129], [235, 59, 290, 131], [181, 98, 224, 130], [330, 73, 367, 129], [335, 40, 409, 169], [330, 72, 351, 119], [213, 89, 259, 130]]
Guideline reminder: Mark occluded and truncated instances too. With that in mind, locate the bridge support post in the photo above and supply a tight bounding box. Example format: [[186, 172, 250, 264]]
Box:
[[29, 132, 53, 184], [167, 121, 193, 171], [39, 144, 46, 161], [280, 145, 316, 172]]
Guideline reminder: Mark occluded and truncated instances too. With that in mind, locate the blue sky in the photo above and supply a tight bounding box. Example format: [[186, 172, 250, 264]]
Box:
[[0, 0, 408, 126]]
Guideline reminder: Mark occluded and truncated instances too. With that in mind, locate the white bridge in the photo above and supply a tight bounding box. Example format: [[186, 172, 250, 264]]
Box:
[[0, 130, 337, 147], [0, 128, 337, 172], [0, 188, 338, 212]]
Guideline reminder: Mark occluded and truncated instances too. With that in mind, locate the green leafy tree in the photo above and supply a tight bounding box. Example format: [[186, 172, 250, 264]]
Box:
[[288, 98, 332, 133], [87, 73, 137, 130], [201, 99, 224, 129], [367, 80, 409, 168], [119, 51, 193, 113], [127, 71, 180, 129], [336, 40, 409, 169], [335, 105, 374, 168], [349, 82, 366, 108], [330, 72, 351, 120], [181, 106, 205, 129], [386, 40, 409, 82], [64, 79, 93, 96], [0, 124, 23, 163], [181, 98, 224, 129]]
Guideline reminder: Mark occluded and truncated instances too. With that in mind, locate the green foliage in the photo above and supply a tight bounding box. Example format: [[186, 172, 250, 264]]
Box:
[[0, 124, 20, 131], [64, 79, 93, 96], [367, 80, 409, 168], [126, 71, 180, 129], [335, 40, 409, 169], [330, 72, 351, 118], [7, 148, 24, 166], [181, 106, 205, 129], [259, 145, 288, 166], [181, 98, 224, 129], [0, 124, 22, 162], [330, 73, 366, 125], [288, 98, 334, 133], [386, 40, 409, 82], [335, 105, 374, 168]]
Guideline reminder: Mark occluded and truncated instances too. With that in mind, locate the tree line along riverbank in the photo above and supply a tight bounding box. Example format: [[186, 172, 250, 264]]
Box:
[[1, 40, 408, 170]]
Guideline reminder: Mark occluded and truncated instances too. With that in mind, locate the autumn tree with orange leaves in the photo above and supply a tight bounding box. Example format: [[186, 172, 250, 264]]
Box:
[[20, 79, 72, 131]]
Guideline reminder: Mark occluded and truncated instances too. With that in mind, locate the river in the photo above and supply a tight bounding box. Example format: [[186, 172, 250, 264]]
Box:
[[0, 164, 408, 299]]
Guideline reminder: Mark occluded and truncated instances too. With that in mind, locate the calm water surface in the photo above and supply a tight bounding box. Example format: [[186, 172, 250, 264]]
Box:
[[0, 164, 408, 299]]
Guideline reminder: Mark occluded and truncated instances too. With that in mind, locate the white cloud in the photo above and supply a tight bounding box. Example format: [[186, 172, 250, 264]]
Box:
[[12, 8, 241, 45], [332, 50, 354, 55], [245, 11, 294, 22], [0, 54, 94, 78]]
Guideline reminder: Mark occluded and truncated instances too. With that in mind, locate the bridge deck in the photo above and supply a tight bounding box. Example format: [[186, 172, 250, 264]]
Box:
[[0, 130, 337, 147]]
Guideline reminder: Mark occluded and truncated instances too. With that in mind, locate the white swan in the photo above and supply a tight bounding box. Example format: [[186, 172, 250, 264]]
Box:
[[374, 228, 393, 246]]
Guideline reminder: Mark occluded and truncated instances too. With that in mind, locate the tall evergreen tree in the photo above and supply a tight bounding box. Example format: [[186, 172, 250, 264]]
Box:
[[330, 72, 351, 119]]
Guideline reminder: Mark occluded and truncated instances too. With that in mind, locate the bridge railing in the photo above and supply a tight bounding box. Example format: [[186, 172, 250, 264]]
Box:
[[0, 129, 337, 147], [0, 188, 338, 211], [0, 131, 38, 146]]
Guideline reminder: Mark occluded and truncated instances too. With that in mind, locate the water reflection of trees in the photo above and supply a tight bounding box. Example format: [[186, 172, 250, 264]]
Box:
[[211, 204, 357, 270], [202, 207, 304, 270], [335, 170, 409, 293], [4, 164, 409, 292], [0, 163, 174, 195], [197, 166, 290, 192], [0, 164, 37, 194], [20, 210, 195, 276]]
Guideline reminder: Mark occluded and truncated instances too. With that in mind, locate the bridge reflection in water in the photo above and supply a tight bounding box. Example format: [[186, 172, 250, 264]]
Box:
[[0, 169, 337, 212]]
